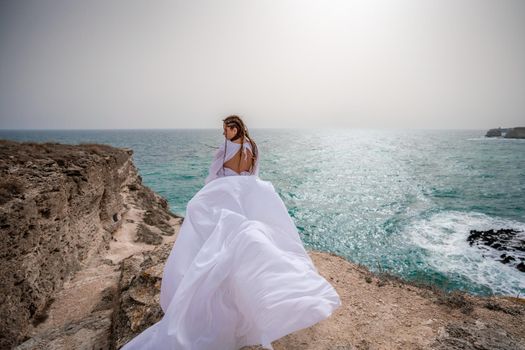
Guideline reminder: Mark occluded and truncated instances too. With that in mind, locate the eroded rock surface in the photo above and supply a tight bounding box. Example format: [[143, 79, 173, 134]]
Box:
[[0, 140, 180, 349], [111, 244, 172, 349]]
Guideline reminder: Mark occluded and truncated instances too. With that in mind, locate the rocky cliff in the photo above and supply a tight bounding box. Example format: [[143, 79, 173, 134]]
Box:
[[485, 127, 525, 138], [1, 140, 524, 350], [0, 140, 180, 349], [505, 127, 525, 139]]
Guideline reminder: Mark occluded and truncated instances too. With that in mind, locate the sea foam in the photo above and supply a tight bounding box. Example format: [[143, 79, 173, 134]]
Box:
[[404, 211, 525, 296]]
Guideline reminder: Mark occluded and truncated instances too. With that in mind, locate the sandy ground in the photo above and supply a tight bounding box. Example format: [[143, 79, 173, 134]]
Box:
[[244, 250, 525, 350]]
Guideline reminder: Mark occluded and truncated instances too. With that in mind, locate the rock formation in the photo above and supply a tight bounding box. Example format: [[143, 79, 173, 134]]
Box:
[[1, 139, 524, 350], [485, 128, 502, 137], [485, 127, 525, 138], [467, 228, 525, 272], [505, 127, 525, 139], [0, 140, 180, 349]]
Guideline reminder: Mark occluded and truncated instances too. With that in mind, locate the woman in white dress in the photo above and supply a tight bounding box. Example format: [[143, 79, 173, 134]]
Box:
[[121, 115, 341, 350], [205, 115, 260, 182]]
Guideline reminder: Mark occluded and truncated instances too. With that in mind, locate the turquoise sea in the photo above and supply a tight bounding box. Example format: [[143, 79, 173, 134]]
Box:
[[1, 128, 524, 297]]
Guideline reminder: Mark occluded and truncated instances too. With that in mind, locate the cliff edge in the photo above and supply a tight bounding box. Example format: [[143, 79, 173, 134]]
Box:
[[1, 140, 524, 350], [0, 140, 180, 349]]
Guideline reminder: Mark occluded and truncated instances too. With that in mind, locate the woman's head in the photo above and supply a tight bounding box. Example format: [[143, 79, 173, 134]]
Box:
[[222, 115, 246, 141]]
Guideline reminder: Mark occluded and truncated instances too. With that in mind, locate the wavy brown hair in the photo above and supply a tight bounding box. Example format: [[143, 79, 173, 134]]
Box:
[[222, 115, 258, 174]]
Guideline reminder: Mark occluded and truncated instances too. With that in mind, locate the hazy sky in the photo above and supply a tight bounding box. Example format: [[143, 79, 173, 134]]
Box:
[[1, 0, 524, 129]]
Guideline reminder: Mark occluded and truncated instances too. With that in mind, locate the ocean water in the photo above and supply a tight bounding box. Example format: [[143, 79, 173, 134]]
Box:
[[1, 128, 524, 297]]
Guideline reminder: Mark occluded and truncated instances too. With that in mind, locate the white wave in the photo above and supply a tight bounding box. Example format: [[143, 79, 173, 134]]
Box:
[[466, 137, 500, 141], [403, 211, 525, 296]]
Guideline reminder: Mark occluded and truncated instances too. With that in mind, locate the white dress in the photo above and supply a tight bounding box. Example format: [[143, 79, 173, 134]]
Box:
[[121, 139, 342, 350], [205, 139, 260, 182]]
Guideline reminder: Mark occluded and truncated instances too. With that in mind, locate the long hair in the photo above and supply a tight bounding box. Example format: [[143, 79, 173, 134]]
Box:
[[222, 115, 258, 175]]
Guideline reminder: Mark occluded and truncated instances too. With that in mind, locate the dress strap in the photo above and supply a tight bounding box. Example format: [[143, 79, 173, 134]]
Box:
[[242, 142, 253, 161]]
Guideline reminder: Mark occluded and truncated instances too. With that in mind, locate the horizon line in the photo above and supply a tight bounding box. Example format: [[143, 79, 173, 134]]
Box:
[[0, 126, 495, 131]]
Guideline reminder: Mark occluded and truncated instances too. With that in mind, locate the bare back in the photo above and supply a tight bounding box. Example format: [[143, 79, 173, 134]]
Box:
[[223, 144, 254, 174]]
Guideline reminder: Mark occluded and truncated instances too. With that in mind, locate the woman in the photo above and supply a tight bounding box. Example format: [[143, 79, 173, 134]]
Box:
[[121, 115, 341, 350], [205, 115, 260, 183]]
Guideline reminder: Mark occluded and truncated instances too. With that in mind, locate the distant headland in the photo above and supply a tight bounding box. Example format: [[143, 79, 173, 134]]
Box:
[[485, 127, 525, 138]]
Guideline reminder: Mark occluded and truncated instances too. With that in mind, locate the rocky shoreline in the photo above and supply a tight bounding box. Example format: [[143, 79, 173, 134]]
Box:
[[485, 126, 525, 138], [1, 139, 524, 350], [467, 228, 525, 273]]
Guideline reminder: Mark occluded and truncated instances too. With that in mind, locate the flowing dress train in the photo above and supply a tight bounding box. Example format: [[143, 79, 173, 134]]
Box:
[[120, 140, 341, 350]]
